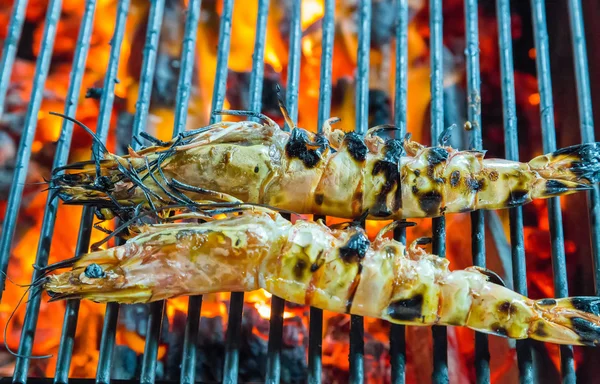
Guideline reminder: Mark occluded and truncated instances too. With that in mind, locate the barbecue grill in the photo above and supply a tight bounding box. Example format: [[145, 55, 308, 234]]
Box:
[[0, 0, 599, 382]]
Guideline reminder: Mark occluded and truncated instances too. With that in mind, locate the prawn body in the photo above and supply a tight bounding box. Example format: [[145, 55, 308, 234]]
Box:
[[45, 209, 600, 347], [51, 112, 600, 220]]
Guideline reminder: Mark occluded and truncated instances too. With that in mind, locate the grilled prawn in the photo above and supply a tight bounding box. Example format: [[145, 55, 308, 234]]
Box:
[[44, 207, 600, 346], [51, 109, 600, 220]]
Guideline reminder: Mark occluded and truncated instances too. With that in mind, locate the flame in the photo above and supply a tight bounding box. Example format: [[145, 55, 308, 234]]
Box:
[[1, 0, 583, 381]]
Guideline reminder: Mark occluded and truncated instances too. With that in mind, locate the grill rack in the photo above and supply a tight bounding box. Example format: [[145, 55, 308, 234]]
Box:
[[0, 0, 598, 383]]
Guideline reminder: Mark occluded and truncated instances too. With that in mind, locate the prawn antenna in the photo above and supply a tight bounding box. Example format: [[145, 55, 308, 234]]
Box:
[[213, 110, 278, 128], [3, 276, 53, 360], [49, 111, 108, 179], [437, 124, 456, 146], [275, 83, 295, 131]]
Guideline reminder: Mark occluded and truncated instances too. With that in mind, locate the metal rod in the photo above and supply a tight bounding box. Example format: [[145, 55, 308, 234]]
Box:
[[54, 0, 165, 381], [265, 1, 302, 382], [247, 0, 271, 119], [141, 1, 202, 382], [131, 0, 167, 142], [429, 0, 447, 382], [265, 295, 286, 384], [309, 1, 335, 380], [181, 0, 232, 382], [96, 302, 120, 384], [464, 0, 490, 382], [349, 1, 370, 382], [529, 0, 575, 381], [209, 0, 235, 125], [140, 301, 167, 383], [172, 0, 202, 135], [567, 0, 600, 295], [316, 0, 335, 133], [0, 0, 29, 118], [0, 0, 63, 302], [391, 1, 409, 382], [222, 1, 269, 382], [89, 1, 132, 382], [496, 0, 533, 381]]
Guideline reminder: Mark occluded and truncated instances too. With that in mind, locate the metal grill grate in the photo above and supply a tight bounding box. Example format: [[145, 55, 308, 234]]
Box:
[[0, 0, 598, 383]]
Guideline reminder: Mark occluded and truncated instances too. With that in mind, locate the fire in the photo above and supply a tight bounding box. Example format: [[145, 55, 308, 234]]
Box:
[[0, 0, 587, 381]]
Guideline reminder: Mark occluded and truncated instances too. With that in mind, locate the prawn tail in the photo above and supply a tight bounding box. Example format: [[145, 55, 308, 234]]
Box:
[[529, 142, 600, 185], [438, 270, 600, 345], [529, 297, 600, 346]]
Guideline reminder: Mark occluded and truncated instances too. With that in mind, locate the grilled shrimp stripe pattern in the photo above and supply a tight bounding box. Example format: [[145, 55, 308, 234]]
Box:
[[51, 111, 600, 219], [44, 209, 600, 346]]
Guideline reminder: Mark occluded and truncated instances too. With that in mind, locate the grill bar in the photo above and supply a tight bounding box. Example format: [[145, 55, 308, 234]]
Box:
[[349, 0, 371, 382], [429, 0, 448, 381], [9, 0, 95, 380], [309, 1, 335, 381], [530, 1, 576, 382], [265, 0, 302, 381], [222, 1, 269, 382], [209, 0, 234, 126], [180, 1, 233, 381], [0, 0, 28, 118], [390, 0, 409, 380], [0, 0, 62, 301], [464, 0, 490, 382], [567, 0, 600, 295], [91, 1, 132, 382], [131, 0, 166, 142], [141, 0, 203, 382], [496, 0, 534, 382], [52, 0, 166, 381]]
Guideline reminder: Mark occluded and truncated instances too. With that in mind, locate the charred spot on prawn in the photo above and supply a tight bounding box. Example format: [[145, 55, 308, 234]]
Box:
[[491, 323, 509, 337], [467, 177, 484, 192], [427, 147, 449, 166], [545, 180, 571, 196], [533, 321, 549, 337], [387, 294, 424, 321], [505, 189, 529, 207], [450, 171, 460, 187], [498, 301, 516, 316], [339, 232, 370, 263], [310, 251, 325, 272], [489, 170, 499, 181], [418, 190, 443, 216], [315, 193, 324, 206], [84, 263, 105, 279], [293, 259, 309, 279], [254, 166, 259, 173], [570, 317, 600, 346], [285, 128, 329, 168], [372, 139, 404, 214], [343, 132, 368, 162], [569, 297, 600, 315], [537, 298, 557, 307]]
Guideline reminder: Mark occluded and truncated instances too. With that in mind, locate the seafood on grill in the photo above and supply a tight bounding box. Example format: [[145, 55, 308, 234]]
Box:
[[43, 206, 600, 347], [49, 107, 600, 220]]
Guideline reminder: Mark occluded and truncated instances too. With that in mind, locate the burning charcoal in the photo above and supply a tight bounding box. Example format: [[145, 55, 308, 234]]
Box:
[[0, 131, 16, 167], [196, 316, 225, 381], [225, 66, 284, 121], [85, 87, 103, 99], [371, 0, 396, 48], [111, 345, 138, 380], [164, 310, 187, 380], [115, 111, 134, 155], [119, 304, 148, 335], [281, 346, 308, 383], [368, 89, 392, 128], [0, 112, 26, 136]]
